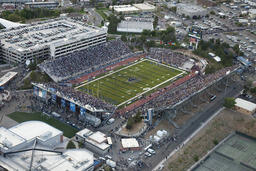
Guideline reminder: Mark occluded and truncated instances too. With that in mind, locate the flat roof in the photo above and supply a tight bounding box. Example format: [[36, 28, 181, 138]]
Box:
[[9, 121, 63, 142], [117, 21, 153, 33], [0, 18, 105, 53], [0, 146, 94, 171], [133, 3, 155, 10], [191, 132, 256, 171], [121, 138, 139, 148], [0, 18, 26, 29], [0, 127, 25, 150], [49, 149, 94, 171], [88, 131, 106, 144], [76, 128, 110, 150], [76, 128, 92, 137], [0, 72, 17, 87], [235, 98, 256, 112], [112, 5, 139, 12], [177, 3, 206, 12]]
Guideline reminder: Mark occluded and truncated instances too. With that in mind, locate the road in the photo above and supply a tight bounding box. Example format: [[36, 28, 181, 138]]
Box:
[[140, 82, 243, 171]]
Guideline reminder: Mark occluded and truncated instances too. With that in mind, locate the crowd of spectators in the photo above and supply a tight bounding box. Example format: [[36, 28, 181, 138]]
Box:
[[143, 65, 238, 110], [39, 40, 132, 82], [148, 48, 190, 68], [38, 82, 115, 112]]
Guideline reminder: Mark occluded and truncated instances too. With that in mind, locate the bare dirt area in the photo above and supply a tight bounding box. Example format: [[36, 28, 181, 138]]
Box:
[[120, 121, 146, 135], [164, 109, 256, 171], [144, 120, 174, 139]]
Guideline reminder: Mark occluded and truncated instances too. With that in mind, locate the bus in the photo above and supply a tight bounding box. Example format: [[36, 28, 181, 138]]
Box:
[[210, 95, 216, 101]]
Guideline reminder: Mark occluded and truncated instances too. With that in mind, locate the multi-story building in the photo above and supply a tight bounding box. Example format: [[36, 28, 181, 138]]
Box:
[[0, 18, 107, 63], [24, 1, 59, 9]]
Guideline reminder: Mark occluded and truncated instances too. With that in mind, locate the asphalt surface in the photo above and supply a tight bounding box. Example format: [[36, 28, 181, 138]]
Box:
[[140, 81, 243, 171]]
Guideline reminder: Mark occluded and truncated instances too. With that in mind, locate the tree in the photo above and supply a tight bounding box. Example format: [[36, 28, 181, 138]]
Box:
[[153, 16, 158, 29], [134, 112, 142, 123], [210, 11, 215, 15], [170, 7, 177, 13], [250, 87, 256, 94], [121, 35, 127, 42], [145, 40, 156, 48], [126, 117, 134, 130], [107, 15, 120, 34], [7, 13, 22, 22], [67, 140, 76, 149], [223, 97, 236, 108]]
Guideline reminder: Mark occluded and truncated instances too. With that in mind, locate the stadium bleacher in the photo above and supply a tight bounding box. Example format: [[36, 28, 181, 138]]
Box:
[[39, 40, 132, 82]]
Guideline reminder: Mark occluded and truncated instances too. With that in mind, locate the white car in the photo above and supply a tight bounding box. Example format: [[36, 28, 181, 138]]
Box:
[[105, 155, 112, 160], [145, 152, 152, 157], [148, 148, 156, 154]]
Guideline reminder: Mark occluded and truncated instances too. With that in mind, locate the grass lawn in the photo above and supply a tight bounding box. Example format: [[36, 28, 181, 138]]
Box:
[[76, 59, 185, 106], [8, 112, 78, 138], [20, 71, 52, 90], [95, 8, 108, 21]]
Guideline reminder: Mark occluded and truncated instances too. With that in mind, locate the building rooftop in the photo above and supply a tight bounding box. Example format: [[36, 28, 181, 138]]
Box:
[[111, 5, 139, 13], [0, 72, 18, 87], [121, 138, 139, 148], [9, 121, 63, 142], [117, 20, 153, 33], [0, 146, 94, 171], [0, 127, 25, 150], [0, 18, 26, 29], [249, 9, 256, 14], [88, 131, 107, 144], [76, 128, 110, 150], [235, 98, 256, 112], [133, 3, 155, 10], [177, 3, 206, 12], [0, 18, 104, 53]]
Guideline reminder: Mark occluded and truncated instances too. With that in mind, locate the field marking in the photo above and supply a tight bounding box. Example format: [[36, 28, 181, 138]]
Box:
[[75, 58, 186, 106], [116, 71, 185, 107], [75, 59, 146, 89]]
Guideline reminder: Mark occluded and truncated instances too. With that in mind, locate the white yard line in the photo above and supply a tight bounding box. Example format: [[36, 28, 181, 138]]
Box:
[[75, 59, 145, 89], [116, 71, 185, 107], [75, 58, 186, 106]]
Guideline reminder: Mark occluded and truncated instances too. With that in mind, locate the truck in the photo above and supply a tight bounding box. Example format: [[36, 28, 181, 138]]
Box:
[[106, 159, 116, 168]]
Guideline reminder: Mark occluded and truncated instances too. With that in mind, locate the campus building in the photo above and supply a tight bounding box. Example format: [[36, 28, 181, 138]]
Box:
[[0, 71, 17, 89], [117, 18, 154, 33], [0, 18, 107, 63], [234, 98, 256, 115], [24, 1, 59, 9], [75, 128, 111, 155], [0, 121, 95, 171], [176, 3, 208, 18], [110, 3, 155, 14]]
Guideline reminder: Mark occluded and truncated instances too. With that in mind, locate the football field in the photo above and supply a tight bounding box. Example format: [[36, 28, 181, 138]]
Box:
[[76, 59, 186, 106]]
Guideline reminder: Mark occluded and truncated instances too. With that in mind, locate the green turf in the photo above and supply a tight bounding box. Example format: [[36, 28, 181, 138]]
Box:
[[77, 59, 184, 106], [8, 112, 78, 138]]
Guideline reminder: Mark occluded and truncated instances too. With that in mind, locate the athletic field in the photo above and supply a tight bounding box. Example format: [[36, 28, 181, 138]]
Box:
[[76, 59, 186, 106]]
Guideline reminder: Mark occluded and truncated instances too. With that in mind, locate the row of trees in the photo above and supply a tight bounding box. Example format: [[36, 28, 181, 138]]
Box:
[[0, 7, 84, 23], [107, 14, 121, 34], [1, 8, 60, 22], [194, 39, 242, 73]]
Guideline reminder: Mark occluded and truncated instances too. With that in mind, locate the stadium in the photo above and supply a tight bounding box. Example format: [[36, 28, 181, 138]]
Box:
[[34, 37, 238, 127]]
